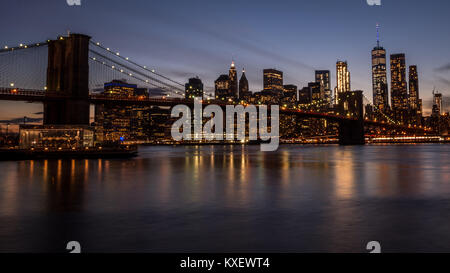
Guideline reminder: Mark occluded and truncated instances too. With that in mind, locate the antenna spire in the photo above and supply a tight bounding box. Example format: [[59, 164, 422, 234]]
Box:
[[376, 23, 380, 47]]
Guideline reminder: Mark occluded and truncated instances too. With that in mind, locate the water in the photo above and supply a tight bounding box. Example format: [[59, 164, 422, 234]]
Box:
[[0, 144, 449, 253]]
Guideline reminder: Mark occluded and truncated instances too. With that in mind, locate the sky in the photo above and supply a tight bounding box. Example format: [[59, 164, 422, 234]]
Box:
[[0, 0, 449, 122]]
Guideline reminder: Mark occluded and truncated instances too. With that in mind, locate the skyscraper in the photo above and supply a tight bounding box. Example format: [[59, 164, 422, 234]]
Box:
[[239, 68, 249, 97], [390, 53, 408, 112], [409, 65, 419, 110], [229, 61, 238, 98], [185, 77, 204, 99], [432, 90, 443, 116], [335, 61, 350, 104], [263, 69, 283, 93], [315, 70, 331, 104], [215, 74, 230, 100], [371, 25, 389, 112]]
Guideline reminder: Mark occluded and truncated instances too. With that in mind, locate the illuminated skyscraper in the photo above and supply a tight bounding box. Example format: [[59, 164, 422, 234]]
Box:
[[408, 65, 419, 110], [390, 53, 408, 112], [335, 61, 350, 104], [371, 25, 389, 112], [263, 69, 284, 93], [432, 90, 443, 116], [229, 61, 238, 98], [315, 70, 331, 105]]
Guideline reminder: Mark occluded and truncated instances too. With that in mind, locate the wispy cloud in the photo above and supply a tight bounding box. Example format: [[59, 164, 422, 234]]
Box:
[[435, 64, 450, 72]]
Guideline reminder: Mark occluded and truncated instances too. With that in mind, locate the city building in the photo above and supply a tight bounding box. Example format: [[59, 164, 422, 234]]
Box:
[[338, 91, 364, 119], [315, 70, 332, 105], [239, 68, 249, 98], [214, 74, 230, 101], [309, 82, 322, 102], [371, 27, 389, 112], [104, 80, 136, 97], [95, 80, 150, 142], [229, 61, 238, 99], [282, 84, 297, 104], [263, 69, 284, 94], [298, 86, 312, 104], [432, 90, 443, 116], [335, 61, 351, 104], [409, 65, 419, 110], [185, 77, 204, 99], [390, 54, 408, 113]]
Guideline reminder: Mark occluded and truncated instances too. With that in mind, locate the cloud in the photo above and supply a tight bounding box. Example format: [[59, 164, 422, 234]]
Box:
[[438, 76, 450, 85], [435, 64, 450, 72]]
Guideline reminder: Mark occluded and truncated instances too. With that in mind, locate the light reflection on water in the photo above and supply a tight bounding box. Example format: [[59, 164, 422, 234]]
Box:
[[0, 144, 450, 252]]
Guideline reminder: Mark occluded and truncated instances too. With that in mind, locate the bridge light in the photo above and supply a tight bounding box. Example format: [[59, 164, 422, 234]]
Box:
[[10, 83, 14, 87], [96, 42, 100, 45], [144, 66, 147, 69], [126, 57, 129, 60], [116, 52, 120, 56], [19, 44, 23, 47], [4, 46, 8, 49], [151, 69, 155, 73], [106, 48, 110, 51]]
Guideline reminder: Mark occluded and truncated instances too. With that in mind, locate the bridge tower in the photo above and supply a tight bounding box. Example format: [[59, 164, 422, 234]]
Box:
[[44, 34, 91, 125], [337, 91, 365, 145]]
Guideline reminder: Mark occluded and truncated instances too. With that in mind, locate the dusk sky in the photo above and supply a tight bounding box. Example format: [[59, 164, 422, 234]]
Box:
[[0, 0, 449, 121]]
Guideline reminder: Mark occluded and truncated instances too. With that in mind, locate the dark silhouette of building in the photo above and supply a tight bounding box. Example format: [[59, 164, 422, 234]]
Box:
[[239, 68, 249, 98], [215, 74, 230, 101], [185, 77, 204, 99], [371, 26, 389, 112], [44, 33, 91, 125], [298, 86, 312, 104]]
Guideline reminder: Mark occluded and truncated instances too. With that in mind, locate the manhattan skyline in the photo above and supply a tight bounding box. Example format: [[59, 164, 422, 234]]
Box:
[[0, 0, 449, 120]]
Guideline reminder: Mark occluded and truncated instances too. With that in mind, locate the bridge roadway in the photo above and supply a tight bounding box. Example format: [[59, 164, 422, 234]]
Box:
[[0, 87, 431, 134]]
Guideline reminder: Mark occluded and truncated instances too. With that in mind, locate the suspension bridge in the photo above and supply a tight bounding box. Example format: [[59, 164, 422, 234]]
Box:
[[0, 33, 431, 145]]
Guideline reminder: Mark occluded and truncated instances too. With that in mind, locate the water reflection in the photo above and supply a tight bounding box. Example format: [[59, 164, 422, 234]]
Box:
[[0, 144, 450, 252]]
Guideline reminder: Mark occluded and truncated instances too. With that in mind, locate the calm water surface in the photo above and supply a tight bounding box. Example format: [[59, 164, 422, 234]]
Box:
[[0, 144, 450, 252]]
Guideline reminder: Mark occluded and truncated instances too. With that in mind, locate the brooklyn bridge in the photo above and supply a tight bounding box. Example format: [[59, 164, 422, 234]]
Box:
[[0, 33, 432, 147]]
